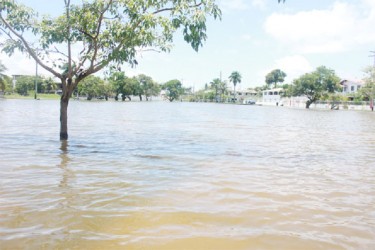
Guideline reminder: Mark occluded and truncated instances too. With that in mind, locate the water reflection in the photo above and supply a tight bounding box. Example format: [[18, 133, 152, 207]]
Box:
[[58, 140, 72, 190]]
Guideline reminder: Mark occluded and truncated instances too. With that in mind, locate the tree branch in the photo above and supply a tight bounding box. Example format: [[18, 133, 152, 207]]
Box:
[[65, 0, 73, 81], [152, 2, 203, 15], [0, 14, 62, 79]]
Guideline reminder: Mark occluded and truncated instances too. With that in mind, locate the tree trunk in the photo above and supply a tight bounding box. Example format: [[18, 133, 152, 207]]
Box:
[[60, 98, 69, 140], [306, 100, 313, 109], [139, 94, 142, 101]]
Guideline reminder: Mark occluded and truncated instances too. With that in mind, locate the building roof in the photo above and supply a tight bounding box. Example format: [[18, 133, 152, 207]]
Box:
[[263, 88, 284, 92], [340, 79, 364, 86]]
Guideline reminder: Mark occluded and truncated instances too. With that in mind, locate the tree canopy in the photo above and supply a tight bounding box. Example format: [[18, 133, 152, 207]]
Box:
[[229, 71, 241, 101], [136, 74, 160, 101], [0, 60, 10, 93], [358, 67, 375, 101], [163, 79, 184, 102], [265, 69, 287, 88], [77, 75, 106, 100], [229, 71, 241, 87], [0, 0, 221, 81], [210, 78, 221, 100], [292, 66, 341, 108]]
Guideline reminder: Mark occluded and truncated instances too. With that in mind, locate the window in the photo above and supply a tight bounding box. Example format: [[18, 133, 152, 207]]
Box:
[[357, 85, 361, 90], [351, 86, 355, 91]]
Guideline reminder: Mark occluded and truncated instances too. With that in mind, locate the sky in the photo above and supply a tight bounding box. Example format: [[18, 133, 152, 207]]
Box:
[[1, 0, 375, 90]]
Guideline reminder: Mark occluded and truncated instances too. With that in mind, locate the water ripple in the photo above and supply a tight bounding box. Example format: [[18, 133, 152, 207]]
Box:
[[1, 100, 375, 249]]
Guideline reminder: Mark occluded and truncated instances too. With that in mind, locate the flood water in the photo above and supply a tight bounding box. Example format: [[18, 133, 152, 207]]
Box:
[[0, 99, 375, 249]]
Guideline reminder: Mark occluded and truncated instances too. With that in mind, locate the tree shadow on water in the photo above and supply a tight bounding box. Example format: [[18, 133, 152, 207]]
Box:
[[58, 140, 76, 202], [52, 141, 82, 248]]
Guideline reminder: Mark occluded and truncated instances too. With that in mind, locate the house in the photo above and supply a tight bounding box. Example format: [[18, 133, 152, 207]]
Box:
[[228, 89, 259, 102], [340, 79, 363, 94], [262, 88, 284, 105]]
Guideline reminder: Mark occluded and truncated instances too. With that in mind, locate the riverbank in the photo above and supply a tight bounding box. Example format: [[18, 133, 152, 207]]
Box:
[[2, 92, 61, 100], [2, 94, 374, 112]]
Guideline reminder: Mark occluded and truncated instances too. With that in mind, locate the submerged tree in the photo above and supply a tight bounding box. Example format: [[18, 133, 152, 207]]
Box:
[[0, 0, 221, 140], [137, 74, 159, 101], [77, 75, 105, 100], [163, 79, 184, 102], [292, 66, 341, 109], [109, 72, 134, 101]]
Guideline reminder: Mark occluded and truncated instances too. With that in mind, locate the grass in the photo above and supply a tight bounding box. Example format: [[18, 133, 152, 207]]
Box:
[[3, 91, 61, 100]]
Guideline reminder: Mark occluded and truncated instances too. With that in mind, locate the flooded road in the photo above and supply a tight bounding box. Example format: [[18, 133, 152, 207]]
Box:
[[1, 99, 375, 249]]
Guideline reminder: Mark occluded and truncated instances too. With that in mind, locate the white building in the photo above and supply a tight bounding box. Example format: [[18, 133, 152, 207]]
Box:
[[340, 79, 363, 94], [262, 88, 284, 105]]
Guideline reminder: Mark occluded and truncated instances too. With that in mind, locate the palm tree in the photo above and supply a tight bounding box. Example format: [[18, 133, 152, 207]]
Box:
[[265, 69, 287, 89], [229, 71, 241, 102], [218, 80, 228, 102], [210, 78, 221, 102]]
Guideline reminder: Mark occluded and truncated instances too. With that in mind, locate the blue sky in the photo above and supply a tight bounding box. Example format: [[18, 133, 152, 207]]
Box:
[[1, 0, 375, 90]]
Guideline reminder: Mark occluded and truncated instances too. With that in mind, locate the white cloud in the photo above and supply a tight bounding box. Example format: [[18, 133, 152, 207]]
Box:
[[260, 55, 313, 84], [274, 55, 313, 80], [264, 1, 375, 54]]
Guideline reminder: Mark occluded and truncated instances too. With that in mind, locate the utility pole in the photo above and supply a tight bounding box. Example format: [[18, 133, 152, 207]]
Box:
[[369, 51, 375, 111], [34, 61, 38, 100]]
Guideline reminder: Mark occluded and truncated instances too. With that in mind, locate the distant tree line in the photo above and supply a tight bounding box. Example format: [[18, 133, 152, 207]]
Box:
[[0, 61, 187, 102], [3, 57, 375, 110]]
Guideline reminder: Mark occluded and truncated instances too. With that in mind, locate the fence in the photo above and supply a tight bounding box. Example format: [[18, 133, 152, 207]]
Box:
[[281, 98, 372, 111]]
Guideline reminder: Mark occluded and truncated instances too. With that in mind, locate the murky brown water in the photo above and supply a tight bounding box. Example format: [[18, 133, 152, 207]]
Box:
[[1, 99, 375, 249]]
